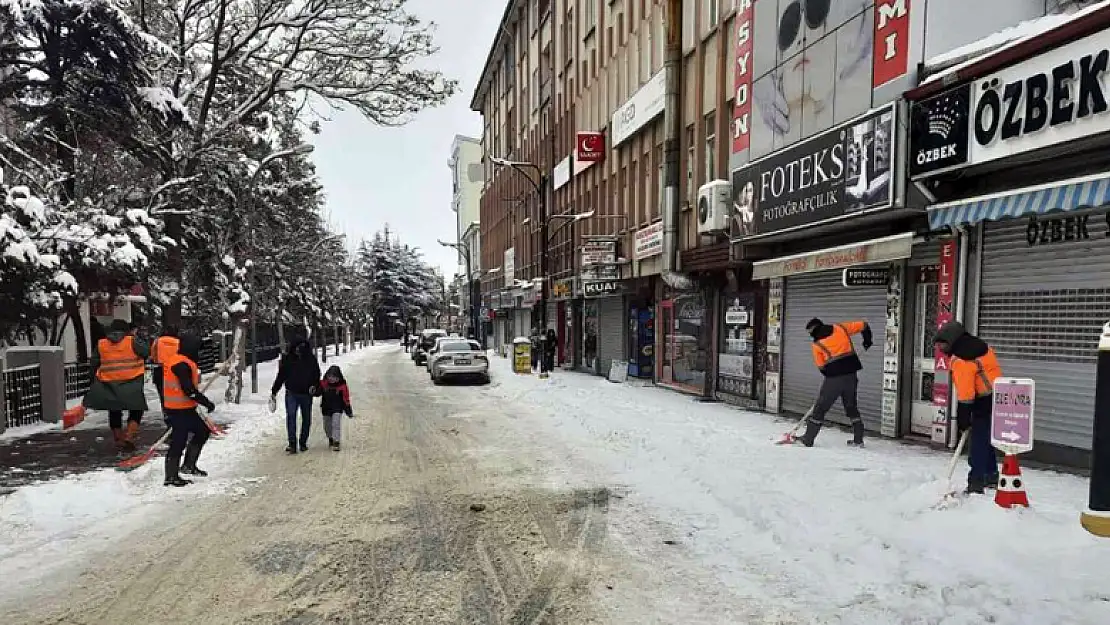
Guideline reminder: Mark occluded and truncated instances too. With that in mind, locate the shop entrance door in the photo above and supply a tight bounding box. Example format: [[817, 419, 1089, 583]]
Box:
[[909, 267, 939, 436], [659, 300, 674, 383]]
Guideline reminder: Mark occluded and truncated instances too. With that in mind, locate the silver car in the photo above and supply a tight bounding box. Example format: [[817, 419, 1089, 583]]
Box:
[[429, 338, 489, 385]]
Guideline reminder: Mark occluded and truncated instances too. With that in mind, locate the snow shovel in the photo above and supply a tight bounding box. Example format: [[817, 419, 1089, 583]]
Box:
[[933, 429, 971, 507], [775, 406, 815, 445], [62, 404, 87, 430]]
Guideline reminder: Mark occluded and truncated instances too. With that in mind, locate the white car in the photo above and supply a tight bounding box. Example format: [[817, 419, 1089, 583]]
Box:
[[428, 338, 489, 385]]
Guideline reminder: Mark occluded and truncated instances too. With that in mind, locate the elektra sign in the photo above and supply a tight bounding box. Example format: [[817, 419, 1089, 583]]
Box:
[[731, 105, 895, 236], [970, 28, 1110, 166]]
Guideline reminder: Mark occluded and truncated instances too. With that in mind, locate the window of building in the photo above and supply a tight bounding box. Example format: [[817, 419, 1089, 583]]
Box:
[[584, 0, 597, 36], [705, 0, 719, 30], [704, 112, 717, 183], [685, 125, 695, 205]]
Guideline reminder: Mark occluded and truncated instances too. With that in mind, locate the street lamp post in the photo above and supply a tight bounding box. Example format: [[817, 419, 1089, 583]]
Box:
[[438, 239, 479, 345]]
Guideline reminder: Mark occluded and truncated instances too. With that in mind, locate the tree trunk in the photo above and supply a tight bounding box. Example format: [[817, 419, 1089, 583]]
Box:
[[63, 296, 89, 362]]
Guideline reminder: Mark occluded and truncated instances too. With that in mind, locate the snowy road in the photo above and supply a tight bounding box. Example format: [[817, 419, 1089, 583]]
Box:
[[2, 346, 1110, 624]]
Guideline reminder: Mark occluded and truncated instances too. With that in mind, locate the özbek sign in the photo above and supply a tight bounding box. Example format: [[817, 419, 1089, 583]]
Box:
[[873, 0, 910, 87], [971, 28, 1110, 167], [991, 378, 1036, 454], [731, 0, 754, 153]]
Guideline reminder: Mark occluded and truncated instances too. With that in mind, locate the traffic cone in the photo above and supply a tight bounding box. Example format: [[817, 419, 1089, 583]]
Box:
[[995, 454, 1030, 509]]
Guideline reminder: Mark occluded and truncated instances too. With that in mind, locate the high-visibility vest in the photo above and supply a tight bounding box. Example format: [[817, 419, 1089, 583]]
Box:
[[96, 336, 145, 382], [811, 321, 866, 371], [152, 336, 180, 365], [162, 354, 200, 410], [951, 348, 1003, 404]]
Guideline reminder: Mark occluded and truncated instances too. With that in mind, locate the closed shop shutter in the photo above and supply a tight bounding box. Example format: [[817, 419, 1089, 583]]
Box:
[[781, 271, 887, 431], [596, 296, 626, 377], [978, 215, 1110, 450], [910, 237, 943, 267]]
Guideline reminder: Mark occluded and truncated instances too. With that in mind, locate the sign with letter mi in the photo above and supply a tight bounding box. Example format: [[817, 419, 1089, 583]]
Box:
[[873, 0, 910, 88], [991, 378, 1035, 455]]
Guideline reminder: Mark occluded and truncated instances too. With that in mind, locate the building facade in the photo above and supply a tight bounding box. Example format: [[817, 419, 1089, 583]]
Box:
[[449, 135, 484, 338]]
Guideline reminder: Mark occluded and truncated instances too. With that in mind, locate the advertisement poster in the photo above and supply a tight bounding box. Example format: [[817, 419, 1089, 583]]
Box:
[[881, 262, 902, 437], [718, 294, 755, 399], [764, 278, 783, 413]]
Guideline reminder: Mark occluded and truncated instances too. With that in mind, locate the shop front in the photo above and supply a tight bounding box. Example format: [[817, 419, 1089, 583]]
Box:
[[906, 18, 1110, 463], [734, 103, 925, 437], [579, 237, 623, 377], [658, 287, 711, 394], [717, 272, 765, 409], [550, 276, 575, 368]]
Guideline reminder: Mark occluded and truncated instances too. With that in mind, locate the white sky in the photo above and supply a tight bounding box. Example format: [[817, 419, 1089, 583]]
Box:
[[309, 0, 503, 281]]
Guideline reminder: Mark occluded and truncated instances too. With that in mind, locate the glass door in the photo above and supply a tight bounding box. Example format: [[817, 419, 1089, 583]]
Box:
[[910, 272, 939, 436], [659, 300, 675, 384]]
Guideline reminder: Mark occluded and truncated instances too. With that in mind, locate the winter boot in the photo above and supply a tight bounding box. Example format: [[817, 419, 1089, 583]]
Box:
[[331, 440, 341, 452], [299, 442, 309, 452], [798, 421, 822, 447], [111, 427, 127, 451], [164, 454, 192, 487], [985, 474, 1000, 490], [846, 421, 865, 447], [122, 421, 141, 452], [965, 475, 987, 495], [180, 444, 208, 477], [285, 445, 298, 455]]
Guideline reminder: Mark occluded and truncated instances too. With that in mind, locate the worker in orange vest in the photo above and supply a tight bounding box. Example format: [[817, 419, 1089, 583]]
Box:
[[150, 326, 180, 409], [935, 320, 1002, 494], [798, 318, 874, 448], [83, 319, 150, 452], [161, 331, 217, 487]]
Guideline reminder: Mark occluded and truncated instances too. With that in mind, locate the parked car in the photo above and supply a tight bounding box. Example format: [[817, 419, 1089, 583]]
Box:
[[428, 338, 489, 385], [413, 329, 447, 365]]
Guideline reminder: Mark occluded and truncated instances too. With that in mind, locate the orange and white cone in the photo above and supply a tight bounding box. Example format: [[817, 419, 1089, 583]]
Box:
[[995, 454, 1030, 509]]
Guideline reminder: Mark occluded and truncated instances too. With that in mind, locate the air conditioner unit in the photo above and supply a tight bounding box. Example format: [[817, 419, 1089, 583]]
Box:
[[697, 180, 731, 234]]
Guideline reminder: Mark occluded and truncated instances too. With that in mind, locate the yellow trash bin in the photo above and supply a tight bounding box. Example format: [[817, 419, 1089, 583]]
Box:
[[513, 337, 532, 374]]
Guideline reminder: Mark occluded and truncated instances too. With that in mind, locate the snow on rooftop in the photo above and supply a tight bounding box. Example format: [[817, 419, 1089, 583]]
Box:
[[921, 0, 1110, 88]]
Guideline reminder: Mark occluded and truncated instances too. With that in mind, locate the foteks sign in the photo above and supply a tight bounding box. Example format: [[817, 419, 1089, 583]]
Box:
[[576, 131, 605, 163]]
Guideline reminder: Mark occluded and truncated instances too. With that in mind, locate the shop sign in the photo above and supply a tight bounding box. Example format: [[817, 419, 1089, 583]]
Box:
[[611, 70, 665, 146], [873, 0, 910, 88], [730, 104, 895, 237], [576, 131, 605, 163], [551, 277, 575, 300], [521, 286, 537, 308], [842, 267, 889, 287], [1025, 212, 1110, 245], [582, 279, 621, 298], [991, 378, 1036, 454], [724, 307, 749, 326], [971, 29, 1110, 168], [580, 238, 617, 280], [909, 83, 971, 178], [752, 232, 912, 280], [676, 295, 705, 321], [553, 155, 572, 190], [931, 240, 957, 445], [634, 221, 664, 259], [731, 0, 754, 153], [503, 248, 515, 288]]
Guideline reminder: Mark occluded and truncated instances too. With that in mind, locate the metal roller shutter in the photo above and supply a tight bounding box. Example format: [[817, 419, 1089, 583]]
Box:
[[978, 215, 1110, 450], [910, 238, 943, 267], [596, 296, 626, 377], [781, 271, 887, 431]]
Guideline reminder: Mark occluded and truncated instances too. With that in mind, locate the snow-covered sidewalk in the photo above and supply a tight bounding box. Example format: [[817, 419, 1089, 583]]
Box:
[[479, 358, 1110, 624], [0, 343, 384, 599]]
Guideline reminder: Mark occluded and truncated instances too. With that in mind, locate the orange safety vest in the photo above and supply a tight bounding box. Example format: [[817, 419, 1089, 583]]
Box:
[[811, 321, 866, 371], [162, 354, 200, 410], [151, 336, 180, 365], [96, 336, 146, 382], [951, 348, 1003, 404]]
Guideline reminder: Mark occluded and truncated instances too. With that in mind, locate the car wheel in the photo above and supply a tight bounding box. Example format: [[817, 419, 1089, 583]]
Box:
[[432, 372, 442, 385]]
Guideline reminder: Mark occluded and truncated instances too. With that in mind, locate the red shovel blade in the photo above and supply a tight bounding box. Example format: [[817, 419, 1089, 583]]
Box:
[[116, 448, 157, 472], [63, 405, 86, 430], [776, 432, 798, 445]]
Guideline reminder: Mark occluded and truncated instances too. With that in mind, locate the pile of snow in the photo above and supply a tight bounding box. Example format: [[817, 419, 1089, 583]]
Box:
[[479, 360, 1110, 624], [0, 344, 386, 598]]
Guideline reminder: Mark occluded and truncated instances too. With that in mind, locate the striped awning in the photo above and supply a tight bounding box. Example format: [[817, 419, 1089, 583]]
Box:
[[928, 172, 1110, 230]]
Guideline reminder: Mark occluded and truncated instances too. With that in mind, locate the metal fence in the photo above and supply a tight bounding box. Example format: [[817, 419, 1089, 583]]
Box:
[[4, 364, 43, 429], [63, 361, 92, 401]]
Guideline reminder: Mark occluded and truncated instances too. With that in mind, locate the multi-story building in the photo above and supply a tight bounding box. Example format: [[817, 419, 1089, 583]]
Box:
[[471, 0, 1096, 464], [449, 135, 483, 338]]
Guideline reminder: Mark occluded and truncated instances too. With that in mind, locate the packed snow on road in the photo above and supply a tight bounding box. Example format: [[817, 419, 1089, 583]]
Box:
[[0, 344, 1107, 624]]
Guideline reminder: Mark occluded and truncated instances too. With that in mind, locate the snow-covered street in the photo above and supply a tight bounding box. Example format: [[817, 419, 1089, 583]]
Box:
[[1, 344, 1108, 624]]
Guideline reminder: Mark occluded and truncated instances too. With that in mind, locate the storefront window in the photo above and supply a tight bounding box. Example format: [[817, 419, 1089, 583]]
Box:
[[660, 291, 709, 391], [718, 292, 757, 399]]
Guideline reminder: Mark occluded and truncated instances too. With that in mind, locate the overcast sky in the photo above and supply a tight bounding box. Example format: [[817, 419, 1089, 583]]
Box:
[[308, 0, 502, 281]]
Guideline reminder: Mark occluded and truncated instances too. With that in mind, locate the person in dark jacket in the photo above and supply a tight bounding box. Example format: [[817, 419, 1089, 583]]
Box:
[[161, 331, 216, 487], [314, 365, 353, 451], [542, 328, 557, 374], [798, 318, 873, 448], [935, 320, 1002, 494], [84, 319, 150, 452], [271, 337, 321, 454]]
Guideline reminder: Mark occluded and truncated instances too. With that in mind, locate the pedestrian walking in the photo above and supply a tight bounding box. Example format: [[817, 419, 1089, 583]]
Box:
[[542, 328, 557, 374], [271, 337, 321, 454], [797, 318, 873, 448], [314, 365, 353, 451], [403, 328, 411, 353], [161, 332, 217, 487], [934, 320, 1002, 494], [530, 328, 542, 372], [150, 325, 180, 410], [83, 319, 149, 452]]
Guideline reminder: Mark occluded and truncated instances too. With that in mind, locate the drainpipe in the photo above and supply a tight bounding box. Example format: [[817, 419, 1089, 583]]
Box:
[[661, 0, 682, 276]]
